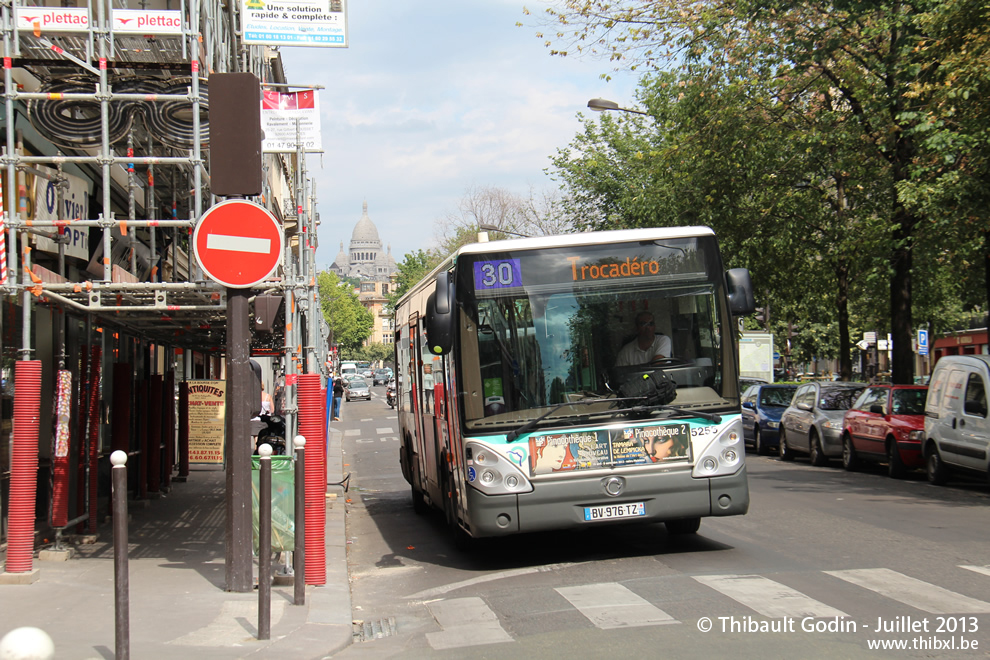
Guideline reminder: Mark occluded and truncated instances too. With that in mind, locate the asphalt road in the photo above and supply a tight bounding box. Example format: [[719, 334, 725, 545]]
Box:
[[331, 392, 990, 659]]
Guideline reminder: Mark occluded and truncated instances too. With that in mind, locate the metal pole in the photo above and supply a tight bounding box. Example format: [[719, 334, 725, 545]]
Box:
[[293, 435, 306, 606], [111, 450, 130, 660], [225, 288, 253, 592], [257, 443, 272, 640]]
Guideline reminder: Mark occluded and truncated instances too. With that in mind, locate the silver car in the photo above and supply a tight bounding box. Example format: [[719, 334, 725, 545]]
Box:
[[779, 382, 866, 465], [345, 377, 372, 402]]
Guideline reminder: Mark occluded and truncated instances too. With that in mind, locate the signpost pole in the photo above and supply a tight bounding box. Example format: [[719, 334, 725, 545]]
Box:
[[225, 287, 254, 592]]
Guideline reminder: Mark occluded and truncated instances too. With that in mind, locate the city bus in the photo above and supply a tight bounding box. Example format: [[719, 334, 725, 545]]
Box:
[[394, 227, 756, 543]]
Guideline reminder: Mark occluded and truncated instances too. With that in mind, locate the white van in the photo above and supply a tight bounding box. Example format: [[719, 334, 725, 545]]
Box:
[[339, 362, 358, 379], [923, 355, 990, 484]]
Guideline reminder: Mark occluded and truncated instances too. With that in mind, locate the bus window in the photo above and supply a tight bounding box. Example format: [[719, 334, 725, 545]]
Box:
[[419, 319, 433, 414]]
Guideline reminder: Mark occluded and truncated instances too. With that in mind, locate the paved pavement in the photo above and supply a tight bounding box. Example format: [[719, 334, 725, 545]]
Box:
[[0, 425, 353, 660]]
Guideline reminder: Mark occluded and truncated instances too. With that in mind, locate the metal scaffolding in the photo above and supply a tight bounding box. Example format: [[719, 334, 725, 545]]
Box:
[[0, 0, 328, 546]]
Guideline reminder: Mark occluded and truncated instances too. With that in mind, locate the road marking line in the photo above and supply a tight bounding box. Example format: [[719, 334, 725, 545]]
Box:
[[694, 574, 847, 619], [205, 233, 270, 254], [344, 429, 360, 436], [556, 583, 677, 629], [960, 565, 990, 578], [425, 597, 513, 650], [376, 427, 393, 434], [406, 562, 588, 600], [826, 568, 990, 614]]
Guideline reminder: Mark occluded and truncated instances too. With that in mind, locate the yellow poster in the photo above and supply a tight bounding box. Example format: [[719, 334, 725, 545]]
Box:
[[187, 380, 226, 464]]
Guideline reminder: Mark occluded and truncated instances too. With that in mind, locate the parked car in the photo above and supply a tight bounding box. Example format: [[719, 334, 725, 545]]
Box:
[[373, 368, 393, 385], [739, 377, 769, 392], [741, 384, 798, 455], [345, 377, 371, 402], [779, 381, 866, 465], [923, 355, 990, 485], [841, 385, 928, 478]]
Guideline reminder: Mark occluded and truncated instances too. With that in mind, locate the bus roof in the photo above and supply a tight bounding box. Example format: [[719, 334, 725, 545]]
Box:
[[397, 226, 717, 307]]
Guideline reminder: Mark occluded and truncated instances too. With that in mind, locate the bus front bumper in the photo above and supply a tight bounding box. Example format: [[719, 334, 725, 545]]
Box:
[[462, 465, 749, 538]]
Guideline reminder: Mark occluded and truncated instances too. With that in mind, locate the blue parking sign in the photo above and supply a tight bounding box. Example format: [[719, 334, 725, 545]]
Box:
[[918, 329, 929, 356]]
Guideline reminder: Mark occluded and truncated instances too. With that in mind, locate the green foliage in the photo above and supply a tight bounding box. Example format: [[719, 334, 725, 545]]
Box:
[[352, 342, 395, 366], [387, 249, 443, 309], [540, 0, 990, 380], [317, 271, 375, 354]]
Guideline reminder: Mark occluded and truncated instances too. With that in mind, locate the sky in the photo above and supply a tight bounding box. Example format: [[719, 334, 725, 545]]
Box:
[[279, 0, 641, 270]]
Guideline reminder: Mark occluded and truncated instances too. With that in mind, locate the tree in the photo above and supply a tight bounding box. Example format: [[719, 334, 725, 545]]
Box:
[[317, 270, 374, 354], [354, 342, 394, 366], [434, 185, 577, 248], [550, 67, 890, 378], [387, 248, 443, 310], [538, 0, 990, 382]]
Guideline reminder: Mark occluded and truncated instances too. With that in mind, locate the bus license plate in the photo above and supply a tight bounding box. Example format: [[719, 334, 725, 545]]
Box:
[[584, 502, 645, 521]]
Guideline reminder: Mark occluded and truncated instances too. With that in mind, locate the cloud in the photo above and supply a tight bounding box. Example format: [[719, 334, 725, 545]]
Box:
[[282, 0, 639, 267]]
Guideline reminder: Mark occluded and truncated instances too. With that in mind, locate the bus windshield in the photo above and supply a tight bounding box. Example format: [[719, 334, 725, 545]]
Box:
[[454, 236, 737, 432]]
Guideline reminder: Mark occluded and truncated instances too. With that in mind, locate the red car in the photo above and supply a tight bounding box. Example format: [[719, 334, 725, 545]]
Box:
[[841, 385, 928, 478]]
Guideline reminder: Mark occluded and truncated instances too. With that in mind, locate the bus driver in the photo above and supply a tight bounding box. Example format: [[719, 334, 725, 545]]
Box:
[[615, 311, 672, 366]]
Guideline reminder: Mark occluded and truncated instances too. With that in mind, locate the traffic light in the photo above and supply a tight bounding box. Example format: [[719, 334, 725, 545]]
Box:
[[253, 295, 283, 333], [209, 73, 263, 196]]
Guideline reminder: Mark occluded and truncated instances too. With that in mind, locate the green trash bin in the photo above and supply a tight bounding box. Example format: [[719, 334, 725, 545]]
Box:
[[251, 455, 295, 554]]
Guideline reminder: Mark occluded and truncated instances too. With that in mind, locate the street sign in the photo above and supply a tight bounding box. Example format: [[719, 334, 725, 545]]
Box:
[[918, 329, 929, 356], [193, 200, 283, 288]]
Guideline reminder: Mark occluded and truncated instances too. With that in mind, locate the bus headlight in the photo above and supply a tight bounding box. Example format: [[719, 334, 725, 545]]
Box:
[[465, 441, 534, 495], [692, 424, 745, 478]]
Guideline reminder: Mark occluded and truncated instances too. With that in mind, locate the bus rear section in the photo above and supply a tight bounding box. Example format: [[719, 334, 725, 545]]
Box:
[[395, 227, 755, 539]]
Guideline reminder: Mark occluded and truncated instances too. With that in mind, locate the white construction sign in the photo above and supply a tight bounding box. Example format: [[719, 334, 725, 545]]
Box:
[[261, 90, 324, 153], [32, 167, 90, 261], [241, 0, 347, 47]]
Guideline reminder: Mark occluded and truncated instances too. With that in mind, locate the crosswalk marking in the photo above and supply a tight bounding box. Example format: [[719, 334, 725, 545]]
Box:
[[555, 583, 677, 629], [412, 567, 990, 647], [376, 427, 393, 434], [344, 429, 360, 437], [380, 436, 397, 442], [693, 574, 847, 619], [825, 568, 990, 614], [425, 597, 513, 650], [960, 565, 990, 578]]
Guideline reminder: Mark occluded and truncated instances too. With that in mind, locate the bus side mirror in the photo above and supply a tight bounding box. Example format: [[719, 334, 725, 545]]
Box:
[[726, 268, 756, 315], [425, 272, 454, 355]]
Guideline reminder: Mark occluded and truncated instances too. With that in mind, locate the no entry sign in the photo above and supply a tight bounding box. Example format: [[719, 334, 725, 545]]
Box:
[[193, 200, 284, 288]]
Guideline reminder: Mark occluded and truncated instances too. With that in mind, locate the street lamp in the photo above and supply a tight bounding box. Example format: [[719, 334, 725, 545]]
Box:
[[478, 223, 529, 238], [587, 98, 649, 116]]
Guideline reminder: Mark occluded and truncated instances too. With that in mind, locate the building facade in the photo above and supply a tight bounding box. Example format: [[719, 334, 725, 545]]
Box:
[[330, 202, 398, 349], [330, 202, 398, 282]]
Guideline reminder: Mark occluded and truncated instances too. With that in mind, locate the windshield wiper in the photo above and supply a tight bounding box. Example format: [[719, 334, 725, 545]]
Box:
[[505, 397, 639, 443], [619, 403, 722, 424], [505, 397, 721, 442]]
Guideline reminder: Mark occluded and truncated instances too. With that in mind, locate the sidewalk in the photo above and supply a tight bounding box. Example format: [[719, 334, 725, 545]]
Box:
[[0, 426, 352, 660]]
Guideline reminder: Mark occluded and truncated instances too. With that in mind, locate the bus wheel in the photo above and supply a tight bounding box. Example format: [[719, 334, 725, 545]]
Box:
[[665, 518, 701, 535], [411, 483, 428, 515]]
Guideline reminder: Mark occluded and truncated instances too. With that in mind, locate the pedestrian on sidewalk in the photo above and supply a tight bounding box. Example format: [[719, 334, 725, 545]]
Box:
[[332, 375, 344, 421]]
